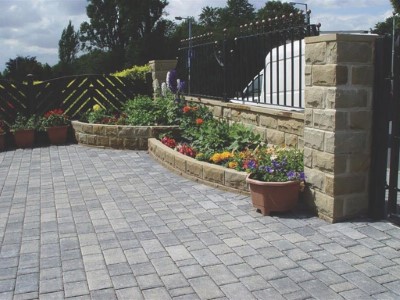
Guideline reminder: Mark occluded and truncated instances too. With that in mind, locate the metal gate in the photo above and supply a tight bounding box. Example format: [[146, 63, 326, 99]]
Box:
[[370, 36, 400, 224]]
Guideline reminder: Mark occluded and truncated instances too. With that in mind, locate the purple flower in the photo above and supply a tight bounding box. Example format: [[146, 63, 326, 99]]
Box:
[[167, 69, 177, 93], [247, 160, 257, 170], [299, 172, 305, 181], [264, 166, 274, 174], [287, 170, 296, 181]]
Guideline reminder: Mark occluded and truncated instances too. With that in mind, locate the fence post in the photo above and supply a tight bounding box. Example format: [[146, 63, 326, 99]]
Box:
[[223, 28, 228, 102], [26, 74, 34, 116]]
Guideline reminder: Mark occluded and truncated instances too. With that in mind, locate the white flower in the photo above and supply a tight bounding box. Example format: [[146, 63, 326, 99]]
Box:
[[161, 82, 167, 97]]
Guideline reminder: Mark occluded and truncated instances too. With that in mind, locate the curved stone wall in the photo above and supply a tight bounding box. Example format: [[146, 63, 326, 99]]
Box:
[[148, 138, 250, 194], [72, 121, 179, 150]]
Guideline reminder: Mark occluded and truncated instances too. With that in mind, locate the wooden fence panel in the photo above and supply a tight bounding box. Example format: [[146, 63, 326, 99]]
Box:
[[0, 74, 150, 123], [0, 80, 29, 124]]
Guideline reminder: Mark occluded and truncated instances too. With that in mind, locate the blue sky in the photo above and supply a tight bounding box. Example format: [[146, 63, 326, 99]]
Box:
[[0, 0, 393, 72]]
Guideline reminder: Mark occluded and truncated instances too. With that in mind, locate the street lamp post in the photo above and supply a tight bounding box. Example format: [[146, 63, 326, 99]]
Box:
[[289, 2, 310, 25], [175, 16, 192, 95]]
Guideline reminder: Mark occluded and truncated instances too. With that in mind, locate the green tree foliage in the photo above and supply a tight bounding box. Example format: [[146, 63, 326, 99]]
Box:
[[219, 0, 255, 29], [372, 0, 400, 35], [59, 21, 80, 65], [79, 0, 168, 70], [257, 1, 304, 26], [3, 56, 52, 81]]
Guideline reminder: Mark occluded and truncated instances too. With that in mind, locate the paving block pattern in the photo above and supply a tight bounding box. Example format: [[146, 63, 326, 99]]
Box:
[[0, 145, 400, 299]]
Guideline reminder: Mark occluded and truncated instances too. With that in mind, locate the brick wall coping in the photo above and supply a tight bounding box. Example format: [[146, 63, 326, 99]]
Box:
[[183, 96, 305, 121]]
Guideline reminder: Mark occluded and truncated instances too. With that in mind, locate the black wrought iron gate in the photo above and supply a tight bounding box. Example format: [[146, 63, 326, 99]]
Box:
[[370, 36, 400, 224]]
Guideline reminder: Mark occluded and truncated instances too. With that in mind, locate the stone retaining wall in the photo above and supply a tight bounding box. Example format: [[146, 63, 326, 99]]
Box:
[[148, 138, 249, 194], [72, 121, 179, 150], [182, 97, 305, 148]]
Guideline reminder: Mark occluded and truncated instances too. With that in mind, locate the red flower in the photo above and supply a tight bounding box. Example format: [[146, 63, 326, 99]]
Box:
[[161, 136, 176, 148], [182, 106, 191, 113], [44, 109, 64, 118], [196, 118, 203, 125]]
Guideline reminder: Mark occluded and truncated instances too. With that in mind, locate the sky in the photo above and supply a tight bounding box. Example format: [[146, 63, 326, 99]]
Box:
[[0, 0, 393, 72]]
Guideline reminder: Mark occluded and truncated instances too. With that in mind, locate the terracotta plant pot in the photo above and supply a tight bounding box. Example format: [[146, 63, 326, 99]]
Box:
[[47, 125, 69, 145], [0, 133, 5, 151], [246, 175, 300, 216], [13, 129, 35, 148]]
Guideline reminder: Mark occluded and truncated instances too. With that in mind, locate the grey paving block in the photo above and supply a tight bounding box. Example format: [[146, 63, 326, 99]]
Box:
[[63, 281, 89, 298], [115, 287, 144, 300], [252, 287, 286, 300], [343, 271, 387, 295], [269, 277, 301, 295], [111, 274, 137, 289], [136, 273, 163, 290], [14, 272, 39, 294], [205, 264, 238, 285], [90, 288, 117, 300], [161, 273, 190, 290], [188, 276, 224, 299], [151, 257, 180, 276], [220, 282, 255, 300], [86, 269, 113, 291], [180, 264, 207, 279], [299, 279, 343, 300]]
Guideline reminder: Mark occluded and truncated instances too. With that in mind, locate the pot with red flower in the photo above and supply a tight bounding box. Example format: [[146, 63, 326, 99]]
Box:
[[41, 109, 70, 145], [244, 146, 305, 216]]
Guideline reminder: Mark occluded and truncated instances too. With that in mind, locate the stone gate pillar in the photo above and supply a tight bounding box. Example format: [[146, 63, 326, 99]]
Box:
[[304, 34, 377, 222]]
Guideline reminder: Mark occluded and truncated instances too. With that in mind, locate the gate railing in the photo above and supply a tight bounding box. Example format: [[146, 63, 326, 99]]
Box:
[[177, 13, 320, 108], [0, 74, 151, 124]]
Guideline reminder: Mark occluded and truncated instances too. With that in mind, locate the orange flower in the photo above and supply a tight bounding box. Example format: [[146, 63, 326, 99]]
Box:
[[183, 106, 191, 113], [196, 118, 203, 125]]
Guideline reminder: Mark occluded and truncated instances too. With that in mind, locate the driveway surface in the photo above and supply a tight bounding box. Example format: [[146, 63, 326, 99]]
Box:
[[1, 145, 400, 300]]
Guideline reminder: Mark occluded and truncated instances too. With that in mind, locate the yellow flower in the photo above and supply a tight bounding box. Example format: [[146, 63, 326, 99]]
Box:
[[220, 151, 232, 160], [228, 161, 238, 169], [93, 104, 101, 112], [210, 153, 222, 163]]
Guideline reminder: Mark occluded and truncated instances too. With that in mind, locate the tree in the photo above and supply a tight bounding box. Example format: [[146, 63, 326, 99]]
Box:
[[59, 21, 80, 65], [219, 0, 255, 28], [372, 0, 400, 35], [257, 1, 302, 22], [3, 56, 52, 81], [79, 0, 169, 69], [199, 6, 222, 29]]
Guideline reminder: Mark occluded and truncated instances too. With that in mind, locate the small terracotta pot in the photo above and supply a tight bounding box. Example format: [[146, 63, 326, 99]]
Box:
[[13, 129, 35, 149], [47, 125, 69, 145], [246, 175, 300, 216]]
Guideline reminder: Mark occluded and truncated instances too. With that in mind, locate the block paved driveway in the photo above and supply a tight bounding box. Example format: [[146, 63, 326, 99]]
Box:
[[1, 145, 400, 300]]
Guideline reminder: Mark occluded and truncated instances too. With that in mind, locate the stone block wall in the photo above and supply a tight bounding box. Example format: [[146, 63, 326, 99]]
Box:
[[183, 97, 305, 148], [149, 60, 177, 96], [72, 121, 179, 150], [304, 34, 377, 222]]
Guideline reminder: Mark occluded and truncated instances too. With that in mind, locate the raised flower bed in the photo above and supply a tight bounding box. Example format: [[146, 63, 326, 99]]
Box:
[[148, 138, 249, 194], [72, 121, 179, 150]]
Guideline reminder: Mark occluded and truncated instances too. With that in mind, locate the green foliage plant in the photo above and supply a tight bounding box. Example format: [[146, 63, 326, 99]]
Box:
[[112, 65, 151, 81], [10, 113, 38, 131]]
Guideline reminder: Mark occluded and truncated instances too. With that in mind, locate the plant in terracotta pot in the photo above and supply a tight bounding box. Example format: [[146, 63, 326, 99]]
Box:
[[243, 146, 305, 216], [10, 113, 38, 148], [0, 119, 7, 151], [41, 109, 70, 145]]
